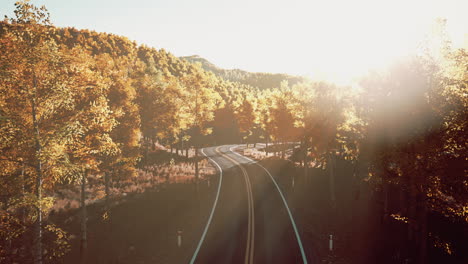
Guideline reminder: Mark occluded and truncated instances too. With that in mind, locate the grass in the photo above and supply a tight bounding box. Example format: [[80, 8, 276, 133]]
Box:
[[43, 145, 217, 263], [49, 146, 213, 216]]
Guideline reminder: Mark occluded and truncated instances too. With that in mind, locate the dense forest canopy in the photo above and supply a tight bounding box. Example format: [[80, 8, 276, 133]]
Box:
[[0, 1, 466, 264]]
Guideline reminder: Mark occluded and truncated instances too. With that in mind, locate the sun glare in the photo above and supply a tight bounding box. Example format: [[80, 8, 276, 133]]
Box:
[[235, 0, 467, 84]]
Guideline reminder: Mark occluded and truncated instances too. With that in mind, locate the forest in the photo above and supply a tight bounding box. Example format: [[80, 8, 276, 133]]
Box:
[[0, 1, 466, 264]]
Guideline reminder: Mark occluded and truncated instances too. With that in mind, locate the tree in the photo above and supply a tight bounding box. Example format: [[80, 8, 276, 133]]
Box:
[[236, 97, 256, 144], [94, 53, 141, 190], [268, 83, 301, 158], [61, 55, 119, 261], [212, 106, 239, 144], [179, 68, 222, 179], [0, 2, 109, 262]]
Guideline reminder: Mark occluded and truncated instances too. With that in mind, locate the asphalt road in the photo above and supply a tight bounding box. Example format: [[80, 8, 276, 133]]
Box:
[[190, 145, 309, 264]]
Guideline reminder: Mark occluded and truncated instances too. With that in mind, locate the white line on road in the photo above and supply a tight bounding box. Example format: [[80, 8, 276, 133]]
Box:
[[190, 147, 224, 264], [229, 145, 309, 264], [219, 148, 255, 264]]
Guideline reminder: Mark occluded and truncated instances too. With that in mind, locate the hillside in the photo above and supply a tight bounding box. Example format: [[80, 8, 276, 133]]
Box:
[[181, 55, 304, 90]]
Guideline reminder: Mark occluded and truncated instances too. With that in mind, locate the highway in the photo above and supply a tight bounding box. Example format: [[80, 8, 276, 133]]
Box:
[[190, 145, 309, 264]]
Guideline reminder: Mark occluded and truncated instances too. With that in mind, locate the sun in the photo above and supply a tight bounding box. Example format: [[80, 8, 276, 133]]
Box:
[[255, 0, 467, 85]]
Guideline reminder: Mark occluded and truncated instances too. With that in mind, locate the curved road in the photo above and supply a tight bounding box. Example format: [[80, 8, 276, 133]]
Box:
[[190, 145, 309, 264]]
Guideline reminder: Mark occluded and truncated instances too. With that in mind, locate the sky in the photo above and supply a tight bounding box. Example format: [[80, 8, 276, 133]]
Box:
[[1, 0, 467, 83]]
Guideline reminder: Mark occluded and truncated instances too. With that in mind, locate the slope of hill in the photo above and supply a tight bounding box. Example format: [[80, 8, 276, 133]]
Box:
[[181, 55, 304, 90]]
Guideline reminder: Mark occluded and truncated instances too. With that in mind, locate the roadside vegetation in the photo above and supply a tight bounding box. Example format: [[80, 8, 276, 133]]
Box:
[[0, 1, 466, 264]]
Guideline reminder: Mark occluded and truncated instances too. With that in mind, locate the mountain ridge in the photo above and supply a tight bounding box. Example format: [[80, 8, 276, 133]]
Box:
[[181, 55, 304, 90]]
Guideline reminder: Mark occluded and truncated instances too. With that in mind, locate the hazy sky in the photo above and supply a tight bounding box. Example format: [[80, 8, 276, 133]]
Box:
[[1, 0, 467, 82]]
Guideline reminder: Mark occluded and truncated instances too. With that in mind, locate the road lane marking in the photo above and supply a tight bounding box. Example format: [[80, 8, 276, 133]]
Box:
[[218, 148, 255, 264], [229, 145, 309, 264], [190, 147, 224, 264], [245, 166, 255, 264]]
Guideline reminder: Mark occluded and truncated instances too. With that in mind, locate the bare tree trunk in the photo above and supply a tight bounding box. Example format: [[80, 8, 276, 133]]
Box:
[[382, 167, 389, 223], [31, 96, 43, 264], [303, 141, 308, 180], [418, 158, 428, 264], [80, 169, 87, 264], [328, 150, 336, 255], [275, 141, 279, 157], [104, 170, 112, 228], [418, 191, 428, 264], [281, 141, 285, 159], [104, 171, 110, 199], [21, 162, 26, 224], [195, 147, 199, 180], [329, 152, 336, 206], [33, 161, 43, 264], [145, 138, 152, 186], [400, 186, 407, 216], [407, 151, 417, 260], [349, 158, 360, 255]]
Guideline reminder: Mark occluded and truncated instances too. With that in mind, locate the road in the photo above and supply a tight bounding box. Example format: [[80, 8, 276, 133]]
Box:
[[190, 145, 309, 264]]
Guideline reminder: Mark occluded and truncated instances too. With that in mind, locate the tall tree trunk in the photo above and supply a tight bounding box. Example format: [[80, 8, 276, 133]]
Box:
[[104, 171, 110, 206], [80, 168, 87, 263], [145, 138, 152, 186], [303, 141, 308, 180], [328, 150, 336, 254], [31, 96, 43, 264], [33, 162, 43, 264], [417, 156, 428, 264], [21, 162, 26, 224], [186, 147, 189, 159], [275, 141, 279, 157], [265, 136, 269, 156], [407, 149, 417, 260], [381, 162, 389, 224], [418, 188, 428, 264], [349, 158, 360, 255], [195, 147, 199, 180], [104, 171, 110, 199], [329, 151, 336, 206], [281, 141, 285, 159], [104, 170, 111, 228]]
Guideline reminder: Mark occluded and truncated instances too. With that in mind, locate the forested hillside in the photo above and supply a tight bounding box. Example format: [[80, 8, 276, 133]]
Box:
[[181, 55, 304, 90], [0, 3, 259, 262], [0, 2, 466, 264]]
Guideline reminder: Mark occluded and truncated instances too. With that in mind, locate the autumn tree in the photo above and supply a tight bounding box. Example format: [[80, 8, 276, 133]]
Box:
[[268, 82, 302, 158], [179, 68, 222, 179], [351, 20, 467, 261], [93, 53, 141, 191], [0, 2, 112, 262], [236, 97, 256, 146]]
